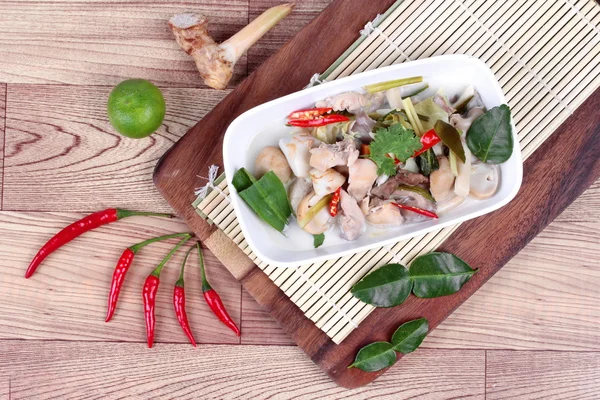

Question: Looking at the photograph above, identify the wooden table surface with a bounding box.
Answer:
[0,1,598,398]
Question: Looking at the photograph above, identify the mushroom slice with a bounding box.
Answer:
[338,190,366,241]
[288,177,312,214]
[255,146,292,183]
[449,107,485,133]
[296,192,331,235]
[366,202,404,228]
[309,138,359,171]
[470,163,499,199]
[348,159,378,202]
[309,168,346,200]
[279,133,321,178]
[429,156,455,202]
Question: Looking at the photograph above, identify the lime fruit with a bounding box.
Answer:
[107,79,166,138]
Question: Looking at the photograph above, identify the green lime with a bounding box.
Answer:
[107,79,166,138]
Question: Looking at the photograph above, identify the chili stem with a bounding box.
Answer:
[151,235,192,277]
[129,232,192,254]
[176,245,195,287]
[116,209,173,219]
[197,242,212,292]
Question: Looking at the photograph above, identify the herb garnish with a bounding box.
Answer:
[313,233,325,248]
[350,252,477,307]
[348,318,429,372]
[369,124,422,176]
[466,104,513,164]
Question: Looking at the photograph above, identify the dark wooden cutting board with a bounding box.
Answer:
[153,0,600,388]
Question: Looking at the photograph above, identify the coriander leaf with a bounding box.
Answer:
[313,233,325,248]
[369,124,422,175]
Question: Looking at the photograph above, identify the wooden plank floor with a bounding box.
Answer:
[0,0,599,398]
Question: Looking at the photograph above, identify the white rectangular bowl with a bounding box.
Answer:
[223,55,522,268]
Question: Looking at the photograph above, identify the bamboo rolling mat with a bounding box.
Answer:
[193,0,600,344]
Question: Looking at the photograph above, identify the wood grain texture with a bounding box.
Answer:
[0,84,5,208]
[248,0,333,74]
[0,212,241,344]
[3,85,228,213]
[0,342,485,399]
[0,1,248,87]
[487,351,600,399]
[240,288,295,345]
[0,376,7,400]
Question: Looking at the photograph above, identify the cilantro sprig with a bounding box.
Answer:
[369,124,422,176]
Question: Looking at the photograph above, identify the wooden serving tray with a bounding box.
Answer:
[153,0,600,388]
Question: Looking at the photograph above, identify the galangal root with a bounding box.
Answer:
[169,3,295,90]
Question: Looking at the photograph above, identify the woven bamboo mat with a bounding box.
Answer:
[194,0,600,344]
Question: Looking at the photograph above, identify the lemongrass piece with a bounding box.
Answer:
[298,194,332,228]
[169,3,294,90]
[454,145,471,197]
[364,76,423,93]
[449,150,459,177]
[401,97,424,135]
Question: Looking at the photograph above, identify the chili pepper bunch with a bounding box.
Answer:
[25,208,240,348]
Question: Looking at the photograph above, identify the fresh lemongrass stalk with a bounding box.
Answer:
[298,194,332,228]
[401,97,424,135]
[449,150,459,177]
[169,3,294,90]
[364,76,423,93]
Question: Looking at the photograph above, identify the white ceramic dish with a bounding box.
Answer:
[223,55,522,267]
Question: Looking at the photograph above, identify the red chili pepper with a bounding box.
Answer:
[143,236,192,348]
[392,202,439,219]
[360,143,371,156]
[288,107,333,120]
[25,208,173,279]
[197,242,240,336]
[329,187,342,217]
[413,129,441,157]
[288,114,350,128]
[105,232,192,323]
[173,245,197,347]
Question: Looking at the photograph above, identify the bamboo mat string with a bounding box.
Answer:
[294,266,359,328]
[564,0,600,35]
[360,14,413,62]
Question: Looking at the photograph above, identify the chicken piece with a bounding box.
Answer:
[296,192,331,235]
[429,156,455,202]
[309,168,346,200]
[450,107,485,133]
[366,202,404,228]
[309,138,359,171]
[279,133,321,178]
[348,159,378,202]
[315,91,385,113]
[371,170,428,199]
[359,197,370,216]
[288,177,312,214]
[339,189,366,241]
[254,146,292,183]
